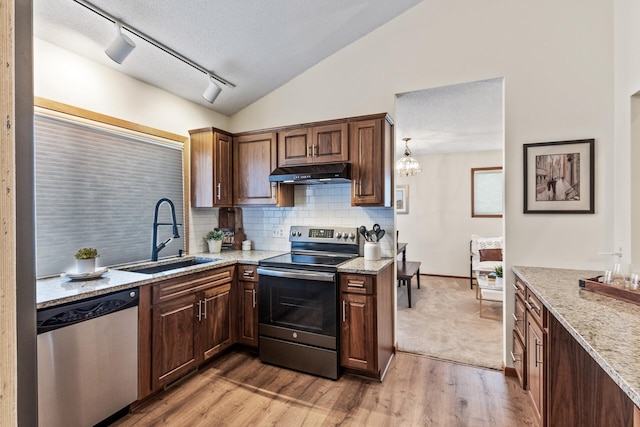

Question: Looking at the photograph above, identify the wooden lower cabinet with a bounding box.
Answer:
[548,314,634,427]
[339,264,394,379]
[237,264,259,347]
[526,312,545,423]
[141,266,235,395]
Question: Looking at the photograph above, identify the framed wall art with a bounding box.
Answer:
[523,139,594,214]
[396,185,409,214]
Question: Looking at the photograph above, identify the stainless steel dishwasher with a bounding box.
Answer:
[37,287,139,427]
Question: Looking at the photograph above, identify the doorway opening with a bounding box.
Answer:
[394,77,505,370]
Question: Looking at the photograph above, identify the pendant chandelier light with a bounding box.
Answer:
[396,138,422,177]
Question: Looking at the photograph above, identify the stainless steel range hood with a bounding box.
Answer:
[268,163,351,184]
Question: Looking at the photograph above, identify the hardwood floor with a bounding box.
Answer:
[114,349,538,426]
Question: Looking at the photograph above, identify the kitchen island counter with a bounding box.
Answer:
[513,266,640,408]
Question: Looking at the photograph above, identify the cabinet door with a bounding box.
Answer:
[190,129,214,207]
[350,119,385,206]
[277,127,312,166]
[340,293,375,372]
[512,333,526,389]
[234,132,277,205]
[527,316,545,422]
[311,123,348,163]
[238,281,258,347]
[213,131,233,206]
[200,283,233,361]
[151,294,199,390]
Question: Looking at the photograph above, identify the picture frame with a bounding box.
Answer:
[523,139,594,214]
[471,167,503,218]
[396,185,409,214]
[216,227,235,249]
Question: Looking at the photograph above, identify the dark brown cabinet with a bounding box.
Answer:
[143,266,235,393]
[349,117,393,207]
[233,132,293,206]
[237,264,259,347]
[189,128,233,207]
[339,264,394,379]
[277,123,348,166]
[526,309,544,422]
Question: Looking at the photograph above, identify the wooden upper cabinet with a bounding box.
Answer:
[234,132,293,206]
[277,123,348,166]
[189,128,233,207]
[350,118,392,207]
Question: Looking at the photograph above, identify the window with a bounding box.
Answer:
[35,109,185,277]
[472,167,503,217]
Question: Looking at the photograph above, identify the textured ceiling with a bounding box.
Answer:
[34,0,421,116]
[395,78,504,156]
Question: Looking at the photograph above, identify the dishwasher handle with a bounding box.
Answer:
[37,287,139,334]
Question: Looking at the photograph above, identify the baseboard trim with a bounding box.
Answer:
[416,273,470,280]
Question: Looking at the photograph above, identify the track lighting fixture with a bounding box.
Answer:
[202,75,223,103]
[105,22,135,64]
[73,0,235,105]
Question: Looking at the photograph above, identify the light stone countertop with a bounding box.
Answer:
[37,250,392,309]
[513,266,640,408]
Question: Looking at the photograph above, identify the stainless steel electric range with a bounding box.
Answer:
[257,225,360,380]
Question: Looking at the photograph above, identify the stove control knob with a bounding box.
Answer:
[348,233,355,240]
[296,231,302,237]
[291,230,297,237]
[336,232,342,239]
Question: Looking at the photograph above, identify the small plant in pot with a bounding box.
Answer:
[494,265,504,286]
[205,229,225,253]
[75,247,99,273]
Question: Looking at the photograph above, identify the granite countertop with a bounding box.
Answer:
[37,250,392,309]
[513,266,640,408]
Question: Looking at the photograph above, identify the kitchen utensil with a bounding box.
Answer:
[368,230,378,242]
[372,224,381,233]
[359,225,368,241]
[376,229,385,241]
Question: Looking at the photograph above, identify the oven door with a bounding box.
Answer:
[257,267,337,349]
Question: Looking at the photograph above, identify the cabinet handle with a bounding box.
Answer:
[312,145,317,158]
[510,350,521,362]
[524,300,532,311]
[197,300,202,321]
[512,283,519,291]
[512,313,519,322]
[347,279,366,288]
[359,180,362,195]
[243,270,254,278]
[271,183,277,200]
[203,298,207,320]
[534,338,542,367]
[353,180,357,196]
[216,182,221,200]
[528,298,541,314]
[252,289,256,309]
[342,300,346,322]
[307,145,312,157]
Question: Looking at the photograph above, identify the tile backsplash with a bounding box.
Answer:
[189,184,395,256]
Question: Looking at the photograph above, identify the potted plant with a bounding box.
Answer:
[494,265,504,286]
[204,229,225,253]
[75,247,99,273]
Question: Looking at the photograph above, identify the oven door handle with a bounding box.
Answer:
[257,267,335,282]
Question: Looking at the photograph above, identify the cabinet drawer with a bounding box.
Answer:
[511,333,526,389]
[152,266,235,304]
[513,278,526,301]
[513,294,526,342]
[340,274,374,294]
[238,264,258,282]
[525,288,545,327]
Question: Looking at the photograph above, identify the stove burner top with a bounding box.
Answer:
[259,252,355,272]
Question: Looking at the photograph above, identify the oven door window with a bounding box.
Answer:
[259,274,336,336]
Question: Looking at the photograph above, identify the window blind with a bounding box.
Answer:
[35,112,184,277]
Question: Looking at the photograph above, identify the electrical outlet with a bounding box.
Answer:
[272,226,284,237]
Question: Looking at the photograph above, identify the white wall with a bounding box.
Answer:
[229,0,615,368]
[34,39,230,136]
[397,150,502,277]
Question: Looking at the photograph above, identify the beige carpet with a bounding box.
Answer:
[396,275,504,370]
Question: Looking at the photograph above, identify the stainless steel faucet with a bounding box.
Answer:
[151,198,181,261]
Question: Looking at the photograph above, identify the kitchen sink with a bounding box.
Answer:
[125,257,220,274]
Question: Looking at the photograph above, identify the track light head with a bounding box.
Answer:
[202,75,222,103]
[105,23,135,64]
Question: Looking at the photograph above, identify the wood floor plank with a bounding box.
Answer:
[113,350,537,426]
